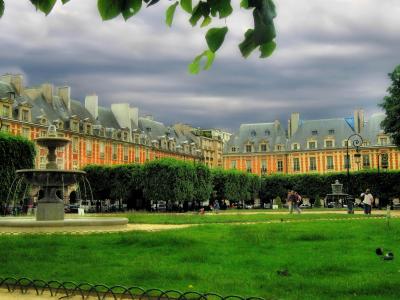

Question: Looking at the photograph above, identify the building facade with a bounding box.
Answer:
[224,110,399,175]
[0,74,202,172]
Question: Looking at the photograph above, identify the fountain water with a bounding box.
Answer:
[0,125,127,228]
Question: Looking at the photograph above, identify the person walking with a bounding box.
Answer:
[361,189,374,215]
[213,200,220,214]
[294,191,302,214]
[287,190,301,214]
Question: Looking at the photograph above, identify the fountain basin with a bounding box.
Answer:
[17,169,86,186]
[0,217,129,227]
[35,137,70,149]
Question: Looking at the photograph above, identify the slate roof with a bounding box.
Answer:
[225,122,287,153]
[289,118,355,150]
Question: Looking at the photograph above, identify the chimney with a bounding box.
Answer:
[129,107,139,127]
[289,112,300,137]
[274,120,281,129]
[353,109,364,133]
[41,83,53,105]
[0,74,24,95]
[85,94,98,119]
[57,86,71,111]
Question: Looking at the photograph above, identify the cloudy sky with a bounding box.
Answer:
[0,0,399,132]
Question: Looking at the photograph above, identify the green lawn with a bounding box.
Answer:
[100,210,383,224]
[1,217,399,299]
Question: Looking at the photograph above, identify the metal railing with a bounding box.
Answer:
[0,277,265,300]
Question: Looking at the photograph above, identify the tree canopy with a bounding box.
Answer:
[0,0,277,74]
[380,65,400,147]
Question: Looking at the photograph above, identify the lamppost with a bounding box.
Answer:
[346,133,363,195]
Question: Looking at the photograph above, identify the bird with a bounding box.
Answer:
[383,252,394,260]
[376,248,383,256]
[277,269,290,276]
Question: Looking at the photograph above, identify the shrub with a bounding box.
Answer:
[0,132,35,204]
[273,196,282,208]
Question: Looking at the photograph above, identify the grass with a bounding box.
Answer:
[0,216,399,299]
[99,210,384,224]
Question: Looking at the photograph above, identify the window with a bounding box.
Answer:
[293,158,300,172]
[57,158,64,169]
[328,129,335,135]
[85,124,92,135]
[72,137,79,153]
[312,130,318,135]
[112,144,118,160]
[246,160,252,172]
[251,130,256,137]
[260,144,267,152]
[22,127,30,138]
[277,160,283,172]
[145,149,149,161]
[2,105,10,117]
[39,156,46,170]
[72,160,78,170]
[40,130,47,137]
[362,154,370,168]
[309,157,317,171]
[327,156,334,170]
[276,144,283,151]
[21,110,29,122]
[325,140,333,148]
[99,142,105,158]
[123,146,129,161]
[292,143,299,150]
[86,140,92,156]
[265,130,270,136]
[245,144,252,153]
[231,160,237,169]
[231,147,236,152]
[344,155,350,169]
[261,160,267,174]
[308,141,316,149]
[343,140,349,147]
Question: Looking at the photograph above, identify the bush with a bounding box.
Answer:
[0,132,35,204]
[313,195,322,208]
[273,196,282,208]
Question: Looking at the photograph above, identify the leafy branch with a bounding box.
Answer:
[0,0,277,73]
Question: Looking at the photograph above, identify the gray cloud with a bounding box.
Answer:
[0,0,399,132]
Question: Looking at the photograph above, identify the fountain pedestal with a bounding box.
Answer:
[37,203,64,221]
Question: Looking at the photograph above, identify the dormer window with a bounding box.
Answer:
[245,144,252,153]
[21,109,30,122]
[231,147,236,152]
[265,130,270,136]
[1,104,11,118]
[7,91,15,100]
[251,130,256,137]
[328,129,335,135]
[40,117,48,125]
[325,140,334,148]
[292,143,300,150]
[85,123,92,135]
[260,143,268,152]
[312,130,318,135]
[379,137,388,146]
[308,141,317,149]
[275,144,284,151]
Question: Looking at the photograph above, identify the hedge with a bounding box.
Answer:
[260,171,400,204]
[0,132,36,203]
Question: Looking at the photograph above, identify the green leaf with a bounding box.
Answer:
[189,1,210,26]
[240,0,249,9]
[61,0,70,4]
[180,0,192,13]
[0,0,4,18]
[166,1,179,27]
[97,0,123,21]
[239,29,257,58]
[205,27,228,52]
[188,50,215,74]
[200,16,211,27]
[30,0,57,15]
[211,0,232,18]
[122,0,142,20]
[259,40,276,58]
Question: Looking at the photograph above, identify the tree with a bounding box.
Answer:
[380,65,400,147]
[0,0,277,74]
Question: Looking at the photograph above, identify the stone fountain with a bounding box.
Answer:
[17,125,85,221]
[0,125,128,228]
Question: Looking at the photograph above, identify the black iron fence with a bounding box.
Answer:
[0,277,265,300]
